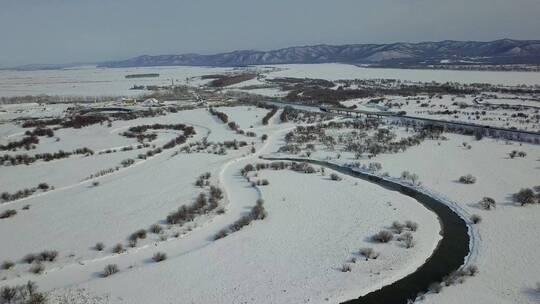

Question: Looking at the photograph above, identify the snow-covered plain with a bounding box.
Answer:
[277,121,540,304]
[1,64,539,304]
[2,63,539,98]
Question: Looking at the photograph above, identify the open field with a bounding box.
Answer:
[1,65,539,304]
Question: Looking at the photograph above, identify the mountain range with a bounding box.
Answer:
[99,39,540,68]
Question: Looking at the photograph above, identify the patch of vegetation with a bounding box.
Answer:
[0,281,46,304]
[214,199,267,240]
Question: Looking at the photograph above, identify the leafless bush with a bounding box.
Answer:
[29,263,44,275]
[458,174,476,184]
[463,265,479,276]
[340,264,352,272]
[391,221,405,233]
[112,243,124,254]
[0,281,46,304]
[470,214,482,224]
[213,229,229,240]
[330,173,342,181]
[149,224,163,234]
[478,197,496,210]
[372,230,393,243]
[0,209,17,219]
[398,232,415,248]
[214,199,267,240]
[405,220,418,231]
[102,264,119,277]
[22,254,37,264]
[94,242,105,251]
[38,250,58,262]
[1,260,14,270]
[152,252,167,262]
[359,248,379,260]
[134,229,147,239]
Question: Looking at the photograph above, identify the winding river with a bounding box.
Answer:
[262,156,471,304]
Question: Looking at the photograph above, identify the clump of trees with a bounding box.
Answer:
[165,186,223,225]
[214,199,267,240]
[1,147,93,166]
[262,107,278,125]
[1,183,52,203]
[209,107,229,123]
[0,281,46,304]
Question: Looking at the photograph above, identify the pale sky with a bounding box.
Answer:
[1,0,540,66]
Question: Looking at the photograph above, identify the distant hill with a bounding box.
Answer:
[99,39,540,68]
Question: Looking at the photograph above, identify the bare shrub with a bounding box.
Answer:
[372,230,393,243]
[340,264,352,272]
[359,248,379,260]
[22,254,37,264]
[112,243,124,254]
[102,264,119,277]
[94,242,105,251]
[135,229,147,239]
[0,209,17,219]
[149,224,163,234]
[152,252,167,262]
[405,220,418,231]
[458,174,476,184]
[464,265,479,276]
[470,214,482,224]
[398,232,415,248]
[478,197,496,210]
[330,173,342,181]
[29,263,44,274]
[213,229,229,240]
[513,188,537,206]
[428,282,443,293]
[1,260,14,270]
[391,221,405,233]
[0,281,46,304]
[250,199,267,220]
[38,250,58,262]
